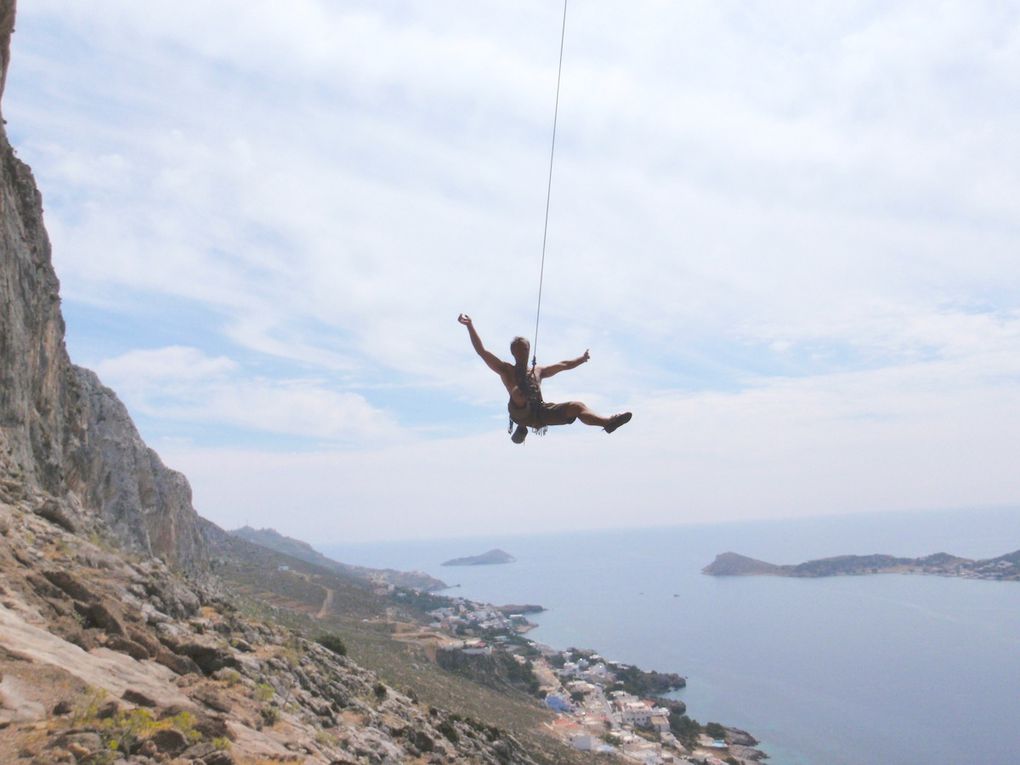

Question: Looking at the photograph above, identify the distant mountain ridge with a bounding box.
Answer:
[703,550,1020,580]
[230,525,447,591]
[442,549,516,566]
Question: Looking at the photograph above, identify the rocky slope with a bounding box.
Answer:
[0,487,541,764]
[0,0,205,570]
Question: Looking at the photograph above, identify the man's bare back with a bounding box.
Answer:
[458,313,632,443]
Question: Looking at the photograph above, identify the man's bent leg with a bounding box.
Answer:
[568,402,631,433]
[564,402,609,427]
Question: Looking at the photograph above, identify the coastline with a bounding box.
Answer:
[322,511,1020,765]
[397,587,768,764]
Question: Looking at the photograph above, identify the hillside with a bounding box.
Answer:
[703,550,1020,580]
[231,526,446,592]
[701,552,787,576]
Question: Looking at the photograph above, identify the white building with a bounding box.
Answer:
[569,733,598,751]
[618,699,671,728]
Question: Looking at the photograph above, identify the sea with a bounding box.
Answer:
[322,507,1020,765]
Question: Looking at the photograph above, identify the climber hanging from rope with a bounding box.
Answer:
[458,314,632,444]
[457,2,631,445]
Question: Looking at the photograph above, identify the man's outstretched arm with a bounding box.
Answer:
[458,314,504,374]
[540,349,590,379]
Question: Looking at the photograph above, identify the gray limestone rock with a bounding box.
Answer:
[67,368,207,568]
[0,8,208,569]
[34,497,79,532]
[149,727,189,755]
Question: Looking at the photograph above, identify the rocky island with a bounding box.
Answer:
[442,548,516,566]
[704,549,1020,580]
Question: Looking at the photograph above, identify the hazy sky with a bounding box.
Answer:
[7,1,1020,542]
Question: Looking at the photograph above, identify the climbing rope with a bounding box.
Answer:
[531,0,568,370]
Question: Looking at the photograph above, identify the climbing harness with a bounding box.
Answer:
[507,365,548,438]
[530,0,568,371]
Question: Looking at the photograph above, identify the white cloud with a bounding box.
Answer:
[7,1,1020,535]
[96,347,402,444]
[163,344,1020,542]
[97,346,237,383]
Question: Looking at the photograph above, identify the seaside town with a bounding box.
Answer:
[412,596,767,765]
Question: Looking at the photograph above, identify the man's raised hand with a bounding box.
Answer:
[458,313,472,326]
[581,349,590,363]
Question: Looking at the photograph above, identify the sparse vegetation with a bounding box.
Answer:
[436,647,541,696]
[67,692,202,761]
[315,730,338,747]
[259,704,280,727]
[71,688,108,726]
[254,682,274,702]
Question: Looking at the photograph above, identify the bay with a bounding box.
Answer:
[322,507,1020,765]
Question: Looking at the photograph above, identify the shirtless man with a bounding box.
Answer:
[458,313,632,444]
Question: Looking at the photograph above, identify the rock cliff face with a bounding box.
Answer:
[69,368,207,567]
[0,0,206,568]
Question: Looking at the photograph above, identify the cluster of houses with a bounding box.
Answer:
[559,654,615,682]
[427,599,533,637]
[541,656,737,765]
[545,682,679,763]
[419,599,749,764]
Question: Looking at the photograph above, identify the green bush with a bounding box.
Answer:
[254,683,274,703]
[669,715,702,745]
[260,705,279,727]
[437,720,460,743]
[316,633,348,656]
[705,721,727,740]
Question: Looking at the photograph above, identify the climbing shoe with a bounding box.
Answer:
[511,424,528,444]
[604,412,632,434]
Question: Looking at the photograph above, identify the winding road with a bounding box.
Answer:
[316,586,334,620]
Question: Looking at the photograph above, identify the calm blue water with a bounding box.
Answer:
[322,508,1020,765]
